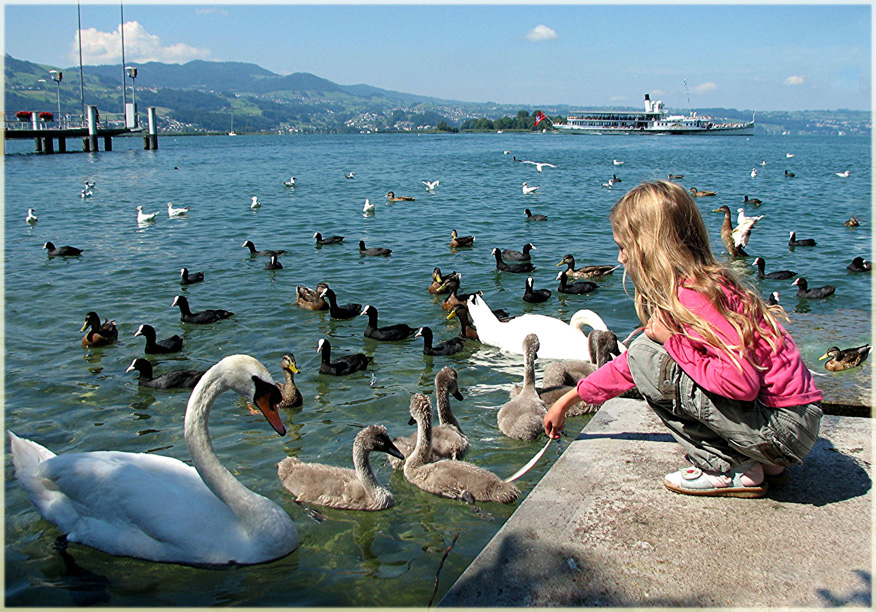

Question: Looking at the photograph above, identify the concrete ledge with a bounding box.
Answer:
[439,398,872,608]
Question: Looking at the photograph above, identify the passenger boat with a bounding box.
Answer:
[552,94,754,136]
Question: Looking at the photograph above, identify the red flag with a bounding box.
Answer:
[534,111,548,126]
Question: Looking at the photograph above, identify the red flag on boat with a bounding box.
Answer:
[534,111,548,126]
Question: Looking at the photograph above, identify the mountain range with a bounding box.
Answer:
[5,55,871,136]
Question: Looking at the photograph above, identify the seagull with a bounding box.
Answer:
[345,172,355,179]
[750,168,758,178]
[26,208,38,224]
[613,159,624,166]
[503,150,511,155]
[786,153,795,158]
[522,160,557,172]
[734,208,765,248]
[136,206,159,224]
[84,180,95,189]
[80,188,93,198]
[167,202,190,217]
[601,178,615,188]
[522,182,539,194]
[363,198,375,213]
[760,161,767,166]
[422,180,440,191]
[283,177,296,187]
[836,170,850,178]
[250,196,261,209]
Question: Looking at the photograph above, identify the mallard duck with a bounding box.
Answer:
[277,353,302,408]
[689,187,717,197]
[524,208,547,221]
[277,425,403,511]
[319,287,361,319]
[126,358,205,389]
[446,303,479,340]
[492,247,534,273]
[556,270,597,294]
[752,257,795,280]
[792,277,835,299]
[523,276,551,303]
[450,229,475,248]
[8,355,298,565]
[522,182,539,194]
[43,241,83,257]
[415,326,466,356]
[171,295,234,324]
[497,334,547,441]
[845,216,860,227]
[359,304,416,341]
[80,311,118,347]
[385,191,415,202]
[403,394,519,503]
[296,282,330,310]
[180,268,204,284]
[316,338,372,376]
[713,206,748,257]
[556,254,616,279]
[241,240,286,257]
[502,243,536,262]
[819,345,872,371]
[313,232,344,245]
[133,324,183,354]
[788,231,816,247]
[847,257,872,272]
[668,174,684,180]
[428,267,460,294]
[358,240,392,256]
[441,288,478,312]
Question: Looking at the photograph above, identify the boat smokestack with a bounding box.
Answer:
[644,94,652,113]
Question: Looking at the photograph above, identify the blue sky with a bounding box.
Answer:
[3,2,872,111]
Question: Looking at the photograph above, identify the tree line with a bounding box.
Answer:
[458,110,565,131]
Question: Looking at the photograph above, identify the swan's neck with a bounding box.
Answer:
[523,349,537,389]
[352,444,382,496]
[435,387,461,430]
[408,413,433,469]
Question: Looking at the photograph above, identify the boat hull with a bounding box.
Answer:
[554,123,755,136]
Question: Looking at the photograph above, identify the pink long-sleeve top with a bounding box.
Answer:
[577,285,823,408]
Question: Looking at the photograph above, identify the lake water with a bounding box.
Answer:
[4,131,871,606]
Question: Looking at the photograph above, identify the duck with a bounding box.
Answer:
[415,326,466,356]
[733,208,765,248]
[385,191,415,202]
[242,240,286,258]
[784,170,795,178]
[845,216,860,227]
[713,206,748,257]
[818,345,872,371]
[766,291,781,306]
[363,198,375,214]
[277,353,303,408]
[497,334,547,441]
[296,282,330,310]
[43,241,83,257]
[136,206,159,224]
[167,202,190,217]
[126,358,206,390]
[319,287,362,319]
[556,270,597,294]
[556,254,617,279]
[668,174,684,180]
[835,170,851,178]
[522,182,539,194]
[522,161,557,172]
[752,257,796,280]
[428,267,461,294]
[450,229,475,248]
[524,208,547,221]
[788,231,817,247]
[743,195,762,206]
[359,240,392,256]
[80,311,118,347]
[359,304,416,341]
[278,425,403,511]
[250,196,261,209]
[492,247,534,273]
[283,177,296,187]
[171,295,234,324]
[502,243,536,262]
[689,187,717,197]
[792,277,836,299]
[441,287,478,312]
[313,232,344,246]
[422,180,440,191]
[26,208,38,224]
[316,338,372,376]
[8,355,298,565]
[180,267,204,284]
[446,303,480,340]
[264,255,283,270]
[389,367,469,470]
[402,394,519,503]
[466,294,620,361]
[133,324,183,354]
[523,276,551,303]
[847,256,872,273]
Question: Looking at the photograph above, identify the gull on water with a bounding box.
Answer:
[835,170,850,178]
[167,202,190,217]
[250,196,261,209]
[26,208,38,224]
[422,180,440,191]
[363,198,375,213]
[345,172,355,179]
[136,206,159,224]
[750,168,758,178]
[613,159,624,165]
[283,177,296,187]
[522,182,539,194]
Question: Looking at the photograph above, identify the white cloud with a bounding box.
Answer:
[526,25,558,42]
[784,75,805,86]
[693,82,717,95]
[72,21,210,65]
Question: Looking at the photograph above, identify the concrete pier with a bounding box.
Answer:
[439,397,871,608]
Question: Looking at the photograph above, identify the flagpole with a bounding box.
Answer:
[77,0,86,118]
[120,0,127,112]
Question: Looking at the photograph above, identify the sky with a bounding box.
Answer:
[3,2,872,111]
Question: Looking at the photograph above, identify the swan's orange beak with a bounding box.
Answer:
[253,380,286,436]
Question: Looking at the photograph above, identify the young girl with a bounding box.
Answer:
[544,180,823,498]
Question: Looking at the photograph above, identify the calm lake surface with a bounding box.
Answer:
[4,132,871,606]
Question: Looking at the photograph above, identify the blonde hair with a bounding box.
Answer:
[609,180,787,370]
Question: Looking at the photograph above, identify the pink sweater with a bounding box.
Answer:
[577,286,823,408]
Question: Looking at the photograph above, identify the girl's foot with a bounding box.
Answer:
[664,460,768,498]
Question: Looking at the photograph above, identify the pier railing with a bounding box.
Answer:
[5,111,128,132]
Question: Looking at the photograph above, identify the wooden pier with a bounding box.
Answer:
[4,105,158,154]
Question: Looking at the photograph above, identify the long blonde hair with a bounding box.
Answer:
[609,180,787,370]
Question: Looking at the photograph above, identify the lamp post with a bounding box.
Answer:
[125,66,137,127]
[49,70,62,125]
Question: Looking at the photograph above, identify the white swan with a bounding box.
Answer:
[136,206,158,224]
[277,425,403,511]
[522,182,539,194]
[250,196,261,209]
[8,355,298,565]
[26,208,38,224]
[466,294,625,361]
[167,202,190,217]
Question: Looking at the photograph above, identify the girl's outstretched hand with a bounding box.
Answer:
[543,388,580,439]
